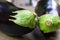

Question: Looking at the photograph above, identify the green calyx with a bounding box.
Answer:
[39,14,60,33]
[9,10,37,29]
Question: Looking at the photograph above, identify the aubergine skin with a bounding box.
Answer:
[39,14,60,33]
[35,0,48,16]
[0,21,34,37]
[0,2,24,22]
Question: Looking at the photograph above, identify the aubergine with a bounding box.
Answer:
[35,0,47,16]
[0,1,37,37]
[39,14,60,33]
[0,9,37,37]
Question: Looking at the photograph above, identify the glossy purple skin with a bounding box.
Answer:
[0,2,34,37]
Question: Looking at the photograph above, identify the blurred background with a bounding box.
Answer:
[6,0,39,11]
